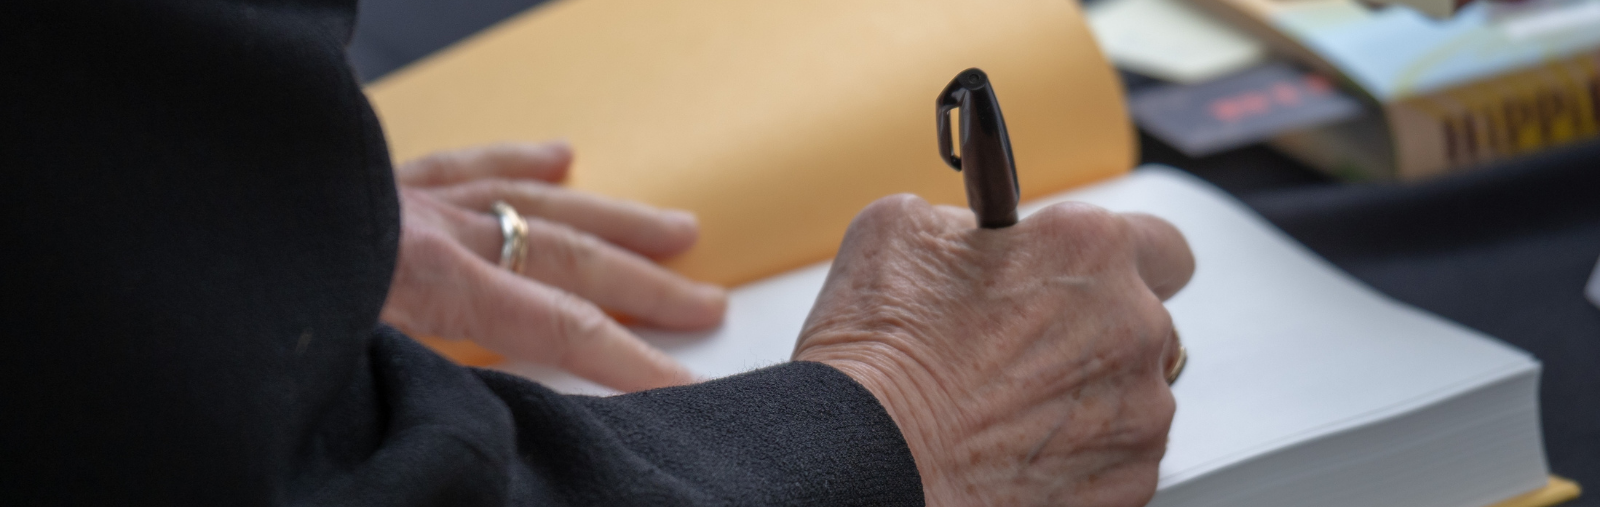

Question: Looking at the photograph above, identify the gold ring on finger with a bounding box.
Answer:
[492,200,529,274]
[1166,341,1187,386]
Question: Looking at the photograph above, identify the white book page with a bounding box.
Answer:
[496,167,1536,489]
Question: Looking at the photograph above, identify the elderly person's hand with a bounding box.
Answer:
[382,141,727,392]
[795,195,1194,506]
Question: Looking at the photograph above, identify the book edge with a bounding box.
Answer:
[1487,476,1582,507]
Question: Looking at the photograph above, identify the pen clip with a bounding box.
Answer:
[936,79,966,171]
[936,68,1021,229]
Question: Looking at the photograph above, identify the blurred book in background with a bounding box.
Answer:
[1094,0,1600,181]
[1125,62,1365,156]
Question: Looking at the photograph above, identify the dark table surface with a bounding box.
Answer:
[349,0,1599,501]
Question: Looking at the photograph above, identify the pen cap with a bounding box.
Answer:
[937,68,1020,228]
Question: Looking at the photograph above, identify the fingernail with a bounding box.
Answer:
[536,139,573,163]
[664,209,698,228]
[695,282,728,302]
[692,283,730,325]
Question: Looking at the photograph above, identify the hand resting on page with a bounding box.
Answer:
[796,194,1195,506]
[380,141,727,393]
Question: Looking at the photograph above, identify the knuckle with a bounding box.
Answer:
[1152,388,1177,426]
[400,221,461,261]
[848,194,966,245]
[858,193,928,224]
[509,181,555,215]
[1029,203,1141,276]
[1090,389,1173,456]
[1132,391,1177,443]
[483,143,527,168]
[1033,202,1129,247]
[842,194,922,246]
[1094,296,1174,377]
[549,292,611,354]
[541,222,605,274]
[1139,378,1178,425]
[1105,299,1175,370]
[1100,386,1174,452]
[1135,300,1176,354]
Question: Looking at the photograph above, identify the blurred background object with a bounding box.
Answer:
[349,0,1598,503]
[1126,62,1364,157]
[1588,259,1600,309]
[1360,0,1473,19]
[1096,0,1600,181]
[1087,0,1268,83]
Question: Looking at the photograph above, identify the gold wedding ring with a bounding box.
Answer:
[1166,343,1188,386]
[492,201,528,274]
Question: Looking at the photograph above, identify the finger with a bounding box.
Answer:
[517,219,727,330]
[847,194,978,240]
[399,187,504,261]
[383,230,695,392]
[425,179,699,259]
[395,141,573,187]
[446,206,726,330]
[557,303,702,392]
[491,275,698,392]
[1121,213,1195,301]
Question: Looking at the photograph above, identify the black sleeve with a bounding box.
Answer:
[0,1,922,505]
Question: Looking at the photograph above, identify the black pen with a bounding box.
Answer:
[937,68,1020,229]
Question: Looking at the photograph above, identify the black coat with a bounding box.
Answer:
[0,1,923,505]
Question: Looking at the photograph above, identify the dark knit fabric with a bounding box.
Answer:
[476,357,923,506]
[0,0,923,505]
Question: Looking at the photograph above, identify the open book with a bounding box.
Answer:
[364,0,1577,504]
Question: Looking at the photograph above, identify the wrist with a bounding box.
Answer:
[797,339,972,506]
